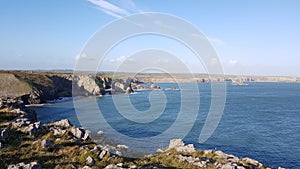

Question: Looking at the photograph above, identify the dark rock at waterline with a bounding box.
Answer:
[150,84,161,89]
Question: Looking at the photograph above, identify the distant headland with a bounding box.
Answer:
[0,70,299,104]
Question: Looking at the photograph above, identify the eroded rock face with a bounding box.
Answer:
[168,139,184,149]
[51,119,72,128]
[111,78,133,94]
[50,127,67,136]
[22,121,44,136]
[0,72,135,104]
[167,139,195,153]
[75,75,102,95]
[163,139,284,169]
[113,81,125,94]
[70,127,90,141]
[8,107,43,137]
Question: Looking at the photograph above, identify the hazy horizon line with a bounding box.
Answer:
[1,69,300,78]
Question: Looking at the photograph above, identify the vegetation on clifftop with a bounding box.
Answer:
[0,106,277,169]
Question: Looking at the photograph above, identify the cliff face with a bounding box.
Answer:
[0,72,133,104]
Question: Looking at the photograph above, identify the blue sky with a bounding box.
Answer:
[0,0,300,76]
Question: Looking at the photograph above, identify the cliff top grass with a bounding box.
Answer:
[0,106,273,169]
[0,110,221,169]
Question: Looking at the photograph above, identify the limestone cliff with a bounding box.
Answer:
[0,71,133,104]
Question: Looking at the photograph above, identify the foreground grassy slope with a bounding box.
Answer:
[0,108,275,169]
[0,109,214,169]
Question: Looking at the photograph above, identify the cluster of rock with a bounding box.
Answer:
[10,108,43,136]
[0,99,42,143]
[159,139,285,169]
[0,98,24,109]
[76,142,129,169]
[131,82,161,90]
[47,119,90,141]
[111,78,133,94]
[7,162,42,169]
[0,98,126,168]
[0,98,286,169]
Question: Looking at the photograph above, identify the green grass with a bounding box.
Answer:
[132,149,218,169]
[14,73,54,89]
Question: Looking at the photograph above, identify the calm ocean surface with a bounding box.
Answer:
[33,82,300,169]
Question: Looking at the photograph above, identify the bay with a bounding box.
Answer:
[33,82,300,169]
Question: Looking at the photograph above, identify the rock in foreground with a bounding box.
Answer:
[0,98,286,169]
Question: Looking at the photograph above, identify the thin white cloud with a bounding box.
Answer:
[107,55,127,62]
[75,53,97,62]
[100,8,124,19]
[75,53,88,60]
[229,59,238,65]
[87,0,141,18]
[208,37,224,45]
[191,33,224,46]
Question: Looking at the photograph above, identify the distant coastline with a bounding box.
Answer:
[1,70,300,83]
[0,70,299,105]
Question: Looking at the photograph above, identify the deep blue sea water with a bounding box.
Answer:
[33,82,300,169]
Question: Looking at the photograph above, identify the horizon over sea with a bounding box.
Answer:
[33,82,300,169]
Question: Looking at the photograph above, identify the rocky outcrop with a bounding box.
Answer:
[47,119,90,141]
[70,127,90,141]
[50,118,71,128]
[0,71,134,104]
[167,139,196,153]
[163,139,285,169]
[22,121,43,136]
[111,78,133,94]
[150,84,161,89]
[72,75,102,96]
[7,162,42,169]
[0,98,25,109]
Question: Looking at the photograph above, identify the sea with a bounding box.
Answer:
[33,82,300,169]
